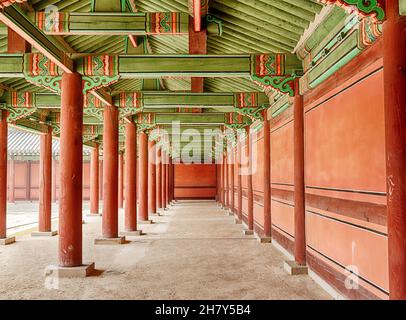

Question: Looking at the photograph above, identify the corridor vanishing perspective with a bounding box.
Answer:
[0,0,405,302]
[0,201,329,300]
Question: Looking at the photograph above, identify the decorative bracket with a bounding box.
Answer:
[233,93,269,121]
[250,54,297,96]
[224,112,252,130]
[317,0,385,22]
[4,91,37,123]
[117,92,144,118]
[136,112,156,132]
[83,125,101,143]
[206,15,223,36]
[84,93,104,121]
[24,53,62,94]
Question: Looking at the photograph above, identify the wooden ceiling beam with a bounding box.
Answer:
[4,91,269,110]
[0,4,74,73]
[0,11,222,36]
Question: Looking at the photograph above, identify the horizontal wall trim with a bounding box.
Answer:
[307,245,388,296]
[174,186,216,189]
[306,193,386,227]
[271,182,294,188]
[272,198,294,208]
[307,209,387,237]
[272,223,294,239]
[305,66,383,115]
[306,185,386,197]
[271,118,293,133]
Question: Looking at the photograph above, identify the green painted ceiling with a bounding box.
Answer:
[0,0,324,94]
[0,0,328,153]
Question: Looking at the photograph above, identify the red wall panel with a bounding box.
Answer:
[305,70,386,193]
[174,164,217,199]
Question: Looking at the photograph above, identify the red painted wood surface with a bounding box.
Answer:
[90,145,99,214]
[294,79,306,265]
[118,152,124,209]
[7,28,31,53]
[0,110,7,239]
[59,72,83,267]
[102,105,119,238]
[383,2,406,300]
[139,131,149,221]
[38,127,52,232]
[156,147,162,208]
[148,140,157,214]
[125,121,137,231]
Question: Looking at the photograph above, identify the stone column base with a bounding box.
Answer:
[234,218,242,224]
[94,236,126,245]
[138,220,153,224]
[31,231,58,237]
[284,260,308,275]
[120,230,143,237]
[44,262,95,278]
[243,229,254,236]
[257,236,272,244]
[0,236,16,245]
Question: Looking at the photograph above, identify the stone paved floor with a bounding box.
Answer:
[0,200,331,300]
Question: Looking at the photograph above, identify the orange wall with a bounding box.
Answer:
[174,164,217,199]
[270,107,295,249]
[7,160,92,201]
[265,41,387,299]
[304,59,388,299]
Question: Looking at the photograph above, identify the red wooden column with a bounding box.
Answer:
[33,126,56,236]
[383,2,406,300]
[224,152,229,209]
[148,139,157,215]
[230,142,235,215]
[220,153,224,206]
[118,152,124,209]
[165,154,169,208]
[0,109,14,245]
[222,153,227,208]
[8,158,15,203]
[89,145,100,215]
[216,163,220,203]
[162,151,167,209]
[139,131,150,223]
[122,121,141,236]
[237,138,243,224]
[168,157,174,204]
[97,105,124,244]
[245,127,254,234]
[156,146,162,209]
[293,79,306,266]
[52,158,57,203]
[262,112,272,242]
[99,159,103,201]
[58,72,86,267]
[1,28,30,245]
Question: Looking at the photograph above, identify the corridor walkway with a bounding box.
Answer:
[0,201,330,300]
